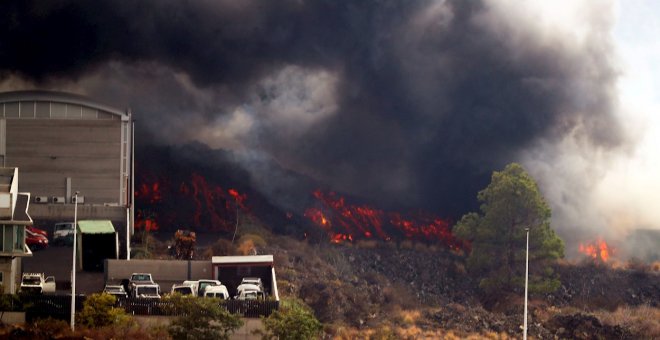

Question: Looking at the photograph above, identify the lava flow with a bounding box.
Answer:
[578,238,613,262]
[135,171,250,232]
[304,190,465,250]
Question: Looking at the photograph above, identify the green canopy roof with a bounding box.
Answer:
[77,220,115,234]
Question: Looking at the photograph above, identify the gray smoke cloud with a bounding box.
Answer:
[0,0,631,247]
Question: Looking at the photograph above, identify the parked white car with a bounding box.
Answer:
[197,279,222,296]
[103,284,128,298]
[171,283,197,296]
[131,284,161,299]
[203,285,229,299]
[235,283,262,299]
[236,288,264,301]
[20,273,56,294]
[53,222,75,246]
[240,277,264,292]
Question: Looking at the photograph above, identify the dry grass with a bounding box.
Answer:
[397,309,421,325]
[331,325,513,340]
[355,239,379,249]
[594,305,660,338]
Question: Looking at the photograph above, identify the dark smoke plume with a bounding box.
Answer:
[0,0,624,220]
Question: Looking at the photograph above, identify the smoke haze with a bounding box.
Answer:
[2,0,646,252]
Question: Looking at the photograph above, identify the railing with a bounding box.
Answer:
[118,297,279,318]
[0,294,279,320]
[13,294,84,322]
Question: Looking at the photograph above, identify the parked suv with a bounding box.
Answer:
[53,222,75,246]
[131,284,161,299]
[240,277,264,292]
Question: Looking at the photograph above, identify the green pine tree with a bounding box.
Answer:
[455,163,564,295]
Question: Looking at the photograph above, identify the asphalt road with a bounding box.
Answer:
[22,245,105,295]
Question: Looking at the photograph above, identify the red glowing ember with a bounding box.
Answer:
[304,190,465,250]
[135,210,159,232]
[579,238,613,262]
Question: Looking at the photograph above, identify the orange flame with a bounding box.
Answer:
[579,238,612,262]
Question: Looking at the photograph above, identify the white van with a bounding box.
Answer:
[203,285,229,299]
[171,284,197,296]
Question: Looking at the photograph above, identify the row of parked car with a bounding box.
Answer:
[171,277,266,300]
[23,222,76,251]
[102,273,267,301]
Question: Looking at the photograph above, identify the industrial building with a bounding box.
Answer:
[0,168,33,293]
[0,90,133,227]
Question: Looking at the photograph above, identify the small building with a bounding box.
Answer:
[0,168,33,293]
[212,255,279,300]
[77,220,118,272]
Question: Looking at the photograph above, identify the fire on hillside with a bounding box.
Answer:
[304,190,466,250]
[135,172,249,233]
[134,170,465,251]
[578,238,614,263]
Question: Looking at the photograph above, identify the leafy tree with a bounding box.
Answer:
[455,163,564,294]
[256,298,323,340]
[166,294,243,340]
[77,293,133,327]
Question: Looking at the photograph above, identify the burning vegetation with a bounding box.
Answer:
[579,238,614,263]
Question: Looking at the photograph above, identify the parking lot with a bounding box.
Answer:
[22,245,105,295]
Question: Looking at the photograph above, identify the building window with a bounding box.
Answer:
[14,225,24,251]
[3,226,11,252]
[0,225,25,253]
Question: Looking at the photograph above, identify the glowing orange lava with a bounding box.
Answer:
[136,172,249,232]
[304,190,465,250]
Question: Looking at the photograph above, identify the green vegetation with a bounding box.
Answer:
[257,298,323,340]
[166,294,243,340]
[454,163,564,294]
[77,293,132,327]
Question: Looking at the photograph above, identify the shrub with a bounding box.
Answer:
[256,298,323,340]
[166,294,243,340]
[77,293,133,328]
[237,233,268,255]
[0,294,22,312]
[205,238,236,258]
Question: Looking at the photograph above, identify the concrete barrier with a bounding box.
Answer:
[0,311,25,324]
[133,316,263,340]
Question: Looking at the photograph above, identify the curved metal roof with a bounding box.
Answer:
[0,90,127,118]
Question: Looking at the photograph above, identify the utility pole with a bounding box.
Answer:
[231,203,239,245]
[523,227,530,340]
[70,191,80,331]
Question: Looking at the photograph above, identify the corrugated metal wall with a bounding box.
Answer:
[6,119,121,204]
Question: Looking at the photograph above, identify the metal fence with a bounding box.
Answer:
[118,297,279,318]
[0,294,279,320]
[11,294,84,322]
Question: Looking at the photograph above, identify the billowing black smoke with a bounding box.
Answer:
[0,0,624,219]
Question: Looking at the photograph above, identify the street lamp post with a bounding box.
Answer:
[70,191,80,331]
[523,227,530,340]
